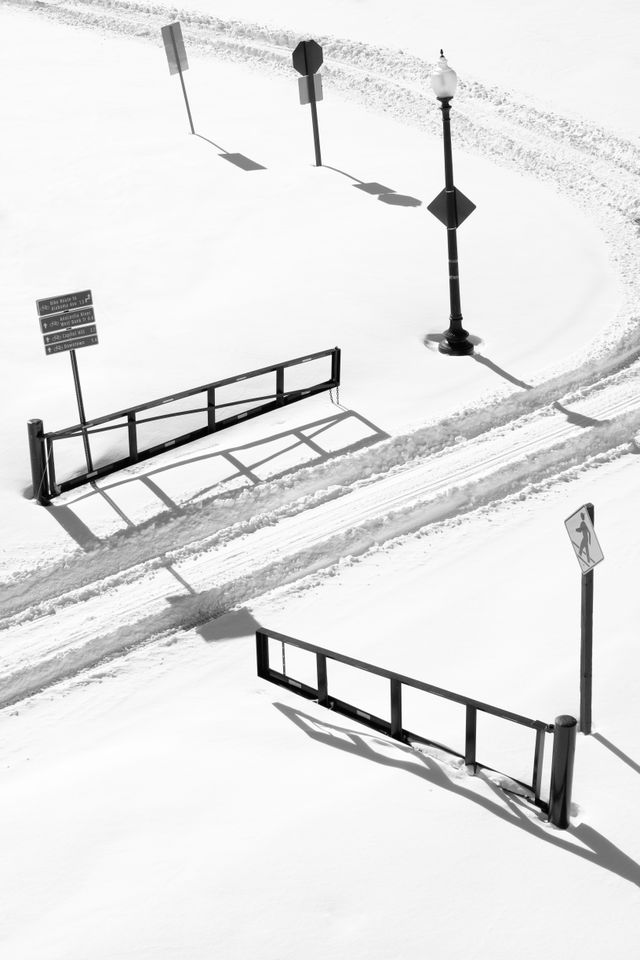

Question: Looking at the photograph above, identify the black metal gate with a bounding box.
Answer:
[28,347,341,504]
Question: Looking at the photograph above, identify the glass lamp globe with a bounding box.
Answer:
[430,50,458,98]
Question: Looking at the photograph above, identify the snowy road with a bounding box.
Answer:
[2,363,639,705]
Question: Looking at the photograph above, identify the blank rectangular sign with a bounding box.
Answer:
[161,22,189,75]
[298,74,323,105]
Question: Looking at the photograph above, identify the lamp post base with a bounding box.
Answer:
[438,331,474,356]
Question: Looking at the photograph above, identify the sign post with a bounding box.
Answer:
[36,290,99,474]
[564,502,604,735]
[292,40,324,166]
[161,22,194,135]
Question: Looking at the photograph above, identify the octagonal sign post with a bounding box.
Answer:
[292,40,324,166]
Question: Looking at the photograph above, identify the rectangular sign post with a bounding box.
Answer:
[37,290,99,474]
[161,22,194,135]
[292,40,324,167]
[564,502,604,735]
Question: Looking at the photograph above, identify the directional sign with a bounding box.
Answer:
[36,289,98,357]
[45,334,99,356]
[564,505,604,574]
[43,324,97,346]
[427,187,476,228]
[298,74,323,105]
[161,22,189,75]
[292,40,323,76]
[36,290,92,318]
[40,307,95,334]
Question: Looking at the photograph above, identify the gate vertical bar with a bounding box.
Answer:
[317,653,328,706]
[127,412,138,463]
[256,631,269,678]
[276,367,285,405]
[465,706,477,772]
[331,346,341,386]
[390,679,403,740]
[207,387,216,430]
[46,436,57,495]
[532,727,546,805]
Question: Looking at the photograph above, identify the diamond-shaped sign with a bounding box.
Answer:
[564,505,604,575]
[427,187,476,228]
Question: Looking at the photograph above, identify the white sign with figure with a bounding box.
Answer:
[564,506,604,574]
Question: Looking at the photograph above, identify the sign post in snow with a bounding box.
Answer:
[292,40,323,166]
[564,502,604,735]
[161,22,195,135]
[36,290,99,474]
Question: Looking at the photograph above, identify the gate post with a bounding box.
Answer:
[331,346,341,385]
[27,418,50,505]
[256,631,269,679]
[548,715,577,829]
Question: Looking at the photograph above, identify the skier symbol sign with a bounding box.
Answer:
[564,505,604,574]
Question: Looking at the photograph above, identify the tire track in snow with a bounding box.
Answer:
[2,384,640,707]
[3,361,638,620]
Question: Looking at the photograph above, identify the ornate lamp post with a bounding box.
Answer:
[428,51,476,356]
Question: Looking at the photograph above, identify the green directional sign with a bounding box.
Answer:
[36,290,93,318]
[36,289,99,356]
[40,307,95,334]
[45,334,99,356]
[43,324,97,347]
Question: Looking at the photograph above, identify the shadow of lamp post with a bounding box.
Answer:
[428,51,476,356]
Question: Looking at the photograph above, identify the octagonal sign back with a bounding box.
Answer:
[292,39,323,76]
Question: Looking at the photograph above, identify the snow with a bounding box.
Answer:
[1,0,640,956]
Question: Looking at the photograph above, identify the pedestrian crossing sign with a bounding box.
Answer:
[564,505,604,574]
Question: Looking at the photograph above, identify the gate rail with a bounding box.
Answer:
[28,346,341,503]
[256,628,577,828]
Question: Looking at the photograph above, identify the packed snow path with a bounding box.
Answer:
[2,366,640,706]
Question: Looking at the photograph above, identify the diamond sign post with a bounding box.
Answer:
[564,502,604,735]
[292,40,324,166]
[36,289,99,473]
[428,52,476,356]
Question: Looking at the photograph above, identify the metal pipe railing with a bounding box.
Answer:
[256,628,577,828]
[29,347,341,502]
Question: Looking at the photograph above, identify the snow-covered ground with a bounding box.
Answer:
[1,0,640,956]
[3,452,640,959]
